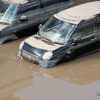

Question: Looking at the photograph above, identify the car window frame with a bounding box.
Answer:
[71,24,83,40]
[21,0,40,12]
[71,18,96,41]
[20,3,41,21]
[21,4,41,14]
[41,0,59,8]
[95,16,100,32]
[80,19,96,39]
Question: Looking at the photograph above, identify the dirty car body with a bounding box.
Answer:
[0,0,74,44]
[18,1,100,68]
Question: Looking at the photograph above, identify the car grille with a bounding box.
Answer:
[22,50,39,64]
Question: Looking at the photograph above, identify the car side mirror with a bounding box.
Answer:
[20,15,28,22]
[38,24,42,30]
[72,36,82,45]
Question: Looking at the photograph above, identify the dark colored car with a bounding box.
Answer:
[0,0,74,44]
[18,1,100,68]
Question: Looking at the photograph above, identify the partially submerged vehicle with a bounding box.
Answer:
[0,0,74,44]
[18,1,100,68]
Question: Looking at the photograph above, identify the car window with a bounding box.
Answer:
[42,1,60,17]
[41,0,59,7]
[95,20,100,31]
[72,26,83,38]
[22,5,40,14]
[22,5,40,13]
[0,0,10,20]
[21,4,41,19]
[60,0,70,4]
[0,4,18,24]
[81,23,95,38]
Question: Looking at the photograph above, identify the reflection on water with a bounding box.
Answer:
[14,75,100,100]
[0,0,100,100]
[1,38,100,100]
[0,38,33,100]
[21,52,100,85]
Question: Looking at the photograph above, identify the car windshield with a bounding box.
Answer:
[39,17,76,44]
[0,0,18,24]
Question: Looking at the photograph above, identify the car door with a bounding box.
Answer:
[16,1,42,33]
[70,19,99,57]
[41,0,61,22]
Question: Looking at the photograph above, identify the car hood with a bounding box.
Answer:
[24,36,61,51]
[0,24,9,31]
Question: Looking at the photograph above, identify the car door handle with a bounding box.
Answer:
[91,36,97,41]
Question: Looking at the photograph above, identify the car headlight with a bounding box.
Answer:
[42,51,53,61]
[19,41,24,50]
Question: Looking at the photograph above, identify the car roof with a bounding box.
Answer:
[2,0,28,4]
[54,1,100,24]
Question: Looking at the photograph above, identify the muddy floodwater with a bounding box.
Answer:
[0,0,100,100]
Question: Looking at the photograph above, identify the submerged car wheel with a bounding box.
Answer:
[39,59,61,68]
[0,34,18,44]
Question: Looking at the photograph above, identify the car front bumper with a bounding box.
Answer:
[18,50,60,68]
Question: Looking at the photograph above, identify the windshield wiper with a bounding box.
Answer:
[36,33,63,45]
[53,41,63,45]
[34,34,52,44]
[0,22,9,25]
[41,35,52,42]
[41,36,63,45]
[34,35,41,39]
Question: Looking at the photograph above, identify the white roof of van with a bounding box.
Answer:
[54,1,100,24]
[3,0,27,4]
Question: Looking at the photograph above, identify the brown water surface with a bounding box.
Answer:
[0,0,100,100]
